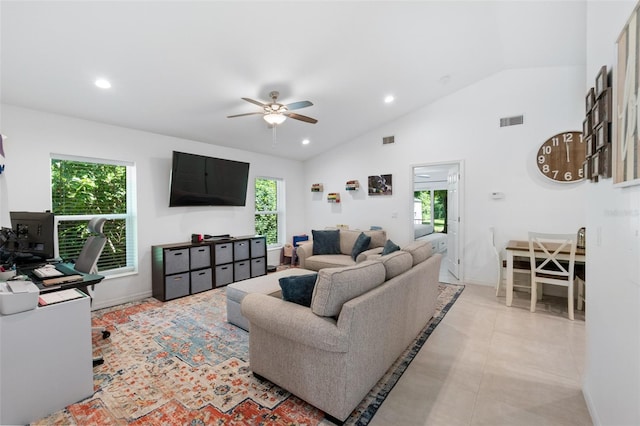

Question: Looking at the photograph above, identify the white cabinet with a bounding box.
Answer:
[0,295,93,425]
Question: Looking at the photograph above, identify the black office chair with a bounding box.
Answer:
[73,217,110,365]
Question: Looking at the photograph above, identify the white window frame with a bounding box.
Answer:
[50,154,138,276]
[255,176,285,248]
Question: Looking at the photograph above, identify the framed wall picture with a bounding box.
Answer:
[584,158,590,181]
[595,65,607,98]
[595,122,608,150]
[592,100,602,125]
[368,174,393,195]
[614,3,640,186]
[601,143,612,178]
[585,87,595,112]
[583,114,592,137]
[585,135,593,156]
[600,87,612,122]
[592,151,600,180]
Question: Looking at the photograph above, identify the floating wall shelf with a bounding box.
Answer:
[345,180,360,191]
[327,192,341,203]
[311,183,324,192]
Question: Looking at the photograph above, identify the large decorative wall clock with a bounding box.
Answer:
[536,131,586,183]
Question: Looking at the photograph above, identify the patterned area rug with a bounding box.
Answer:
[34,282,464,425]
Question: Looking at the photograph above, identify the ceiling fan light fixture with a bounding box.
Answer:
[264,113,286,125]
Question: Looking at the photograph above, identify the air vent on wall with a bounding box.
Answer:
[499,115,524,127]
[382,136,395,145]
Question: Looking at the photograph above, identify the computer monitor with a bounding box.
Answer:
[9,211,55,262]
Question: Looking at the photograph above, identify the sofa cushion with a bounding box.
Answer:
[312,229,341,255]
[304,254,356,271]
[279,273,318,307]
[402,240,433,266]
[351,232,371,260]
[366,229,387,249]
[381,239,400,255]
[311,260,386,317]
[379,251,413,280]
[339,229,387,255]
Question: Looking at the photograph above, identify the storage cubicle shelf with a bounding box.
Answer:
[311,183,324,192]
[152,235,267,301]
[327,192,341,203]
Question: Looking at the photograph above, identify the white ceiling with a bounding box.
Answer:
[0,1,586,161]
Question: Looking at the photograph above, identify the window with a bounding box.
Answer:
[414,189,448,233]
[51,155,137,275]
[255,177,284,247]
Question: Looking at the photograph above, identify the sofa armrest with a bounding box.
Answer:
[296,242,314,268]
[241,293,348,353]
[356,247,383,263]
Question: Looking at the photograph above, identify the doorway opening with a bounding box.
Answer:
[413,162,463,284]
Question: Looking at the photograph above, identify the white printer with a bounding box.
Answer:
[0,280,40,315]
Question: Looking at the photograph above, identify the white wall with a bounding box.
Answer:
[304,65,587,285]
[584,2,640,425]
[0,105,307,309]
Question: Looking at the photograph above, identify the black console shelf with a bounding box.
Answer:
[151,235,267,302]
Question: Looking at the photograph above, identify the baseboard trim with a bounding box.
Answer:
[91,290,153,311]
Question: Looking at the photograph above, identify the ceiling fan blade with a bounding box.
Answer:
[285,112,318,124]
[227,112,264,118]
[242,97,267,108]
[285,100,313,110]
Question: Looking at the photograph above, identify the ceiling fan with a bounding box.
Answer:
[227,91,318,126]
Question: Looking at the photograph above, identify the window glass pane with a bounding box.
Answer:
[52,159,127,214]
[255,213,278,245]
[255,178,277,212]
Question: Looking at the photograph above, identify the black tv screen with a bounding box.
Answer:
[169,151,250,207]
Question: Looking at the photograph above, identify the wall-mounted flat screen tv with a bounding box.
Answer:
[169,151,250,207]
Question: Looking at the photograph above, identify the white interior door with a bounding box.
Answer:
[446,165,460,279]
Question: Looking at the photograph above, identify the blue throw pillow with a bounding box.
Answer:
[351,232,372,260]
[279,273,318,307]
[312,229,341,255]
[381,239,400,255]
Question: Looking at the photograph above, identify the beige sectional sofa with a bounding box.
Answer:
[241,240,441,423]
[296,228,387,270]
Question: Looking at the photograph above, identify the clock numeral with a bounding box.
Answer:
[578,168,584,178]
[542,146,552,155]
[563,133,574,142]
[551,137,560,146]
[552,170,559,179]
[542,164,550,173]
[538,155,546,164]
[564,171,573,181]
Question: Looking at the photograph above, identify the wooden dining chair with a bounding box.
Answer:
[528,232,577,320]
[491,228,531,297]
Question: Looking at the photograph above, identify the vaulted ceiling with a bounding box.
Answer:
[0,1,586,161]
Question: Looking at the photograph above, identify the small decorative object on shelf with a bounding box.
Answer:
[345,180,360,191]
[311,183,323,192]
[327,192,340,203]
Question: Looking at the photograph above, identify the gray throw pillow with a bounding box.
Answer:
[381,239,400,255]
[351,232,371,260]
[279,273,318,307]
[312,229,341,255]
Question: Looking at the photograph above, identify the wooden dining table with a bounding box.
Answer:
[504,239,586,306]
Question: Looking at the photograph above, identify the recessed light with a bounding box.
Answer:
[95,78,111,89]
[384,95,395,104]
[302,139,310,145]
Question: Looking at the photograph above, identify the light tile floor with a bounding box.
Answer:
[367,280,591,426]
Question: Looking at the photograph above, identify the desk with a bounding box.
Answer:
[504,240,585,306]
[18,262,104,294]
